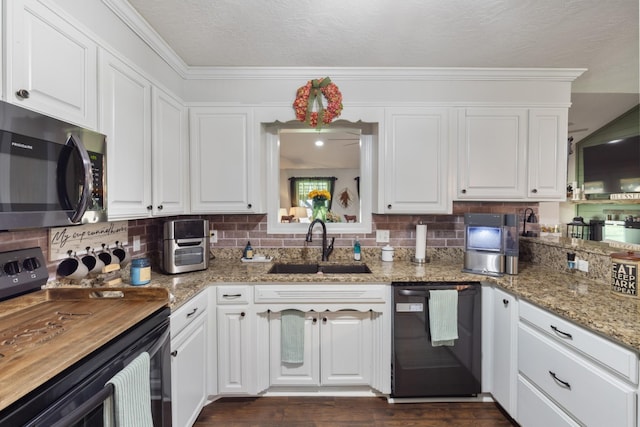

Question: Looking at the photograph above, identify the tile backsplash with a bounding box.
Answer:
[0,201,538,277]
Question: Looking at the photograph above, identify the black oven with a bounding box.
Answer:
[0,100,107,231]
[0,307,172,427]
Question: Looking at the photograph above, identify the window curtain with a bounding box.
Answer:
[289,177,337,209]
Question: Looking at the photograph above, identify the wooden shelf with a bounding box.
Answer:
[568,199,640,205]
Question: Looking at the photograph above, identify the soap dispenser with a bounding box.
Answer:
[353,239,361,261]
[243,241,254,259]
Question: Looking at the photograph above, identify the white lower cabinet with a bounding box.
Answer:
[518,301,637,427]
[216,286,254,395]
[321,311,372,385]
[269,310,372,387]
[487,286,518,418]
[171,291,208,427]
[255,284,391,394]
[269,311,319,386]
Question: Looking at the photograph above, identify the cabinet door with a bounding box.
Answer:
[320,311,372,386]
[217,306,252,394]
[8,0,97,128]
[190,107,257,213]
[527,108,568,200]
[99,49,152,219]
[269,311,320,386]
[152,87,188,216]
[383,108,451,213]
[457,108,527,199]
[171,313,207,427]
[491,288,518,417]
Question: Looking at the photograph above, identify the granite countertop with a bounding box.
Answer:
[128,257,640,354]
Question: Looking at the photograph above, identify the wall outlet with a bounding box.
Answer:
[210,229,218,243]
[376,230,390,243]
[133,235,141,251]
[577,259,589,272]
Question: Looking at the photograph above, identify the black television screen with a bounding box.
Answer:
[583,135,640,194]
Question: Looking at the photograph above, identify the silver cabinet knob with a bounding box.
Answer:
[16,89,30,99]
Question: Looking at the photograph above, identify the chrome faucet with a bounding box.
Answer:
[305,219,335,261]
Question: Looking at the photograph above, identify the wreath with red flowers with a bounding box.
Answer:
[293,77,343,129]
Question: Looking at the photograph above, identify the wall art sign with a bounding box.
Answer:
[49,221,128,261]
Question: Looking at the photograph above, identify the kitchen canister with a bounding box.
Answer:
[130,257,151,285]
[381,245,394,262]
[610,251,639,297]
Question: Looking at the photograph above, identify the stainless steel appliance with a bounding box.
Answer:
[463,213,518,276]
[0,101,107,230]
[162,219,210,274]
[0,247,171,426]
[391,282,482,398]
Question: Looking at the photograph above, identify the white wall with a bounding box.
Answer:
[182,69,578,107]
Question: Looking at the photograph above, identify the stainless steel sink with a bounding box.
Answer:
[267,263,371,274]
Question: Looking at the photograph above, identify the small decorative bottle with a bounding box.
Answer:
[353,239,361,261]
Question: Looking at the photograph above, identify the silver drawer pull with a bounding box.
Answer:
[550,325,573,339]
[549,371,571,389]
[223,293,242,298]
[186,308,198,318]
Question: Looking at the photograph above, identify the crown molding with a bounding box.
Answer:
[182,66,587,81]
[100,1,585,83]
[101,0,189,78]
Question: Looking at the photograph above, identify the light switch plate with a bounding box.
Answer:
[376,230,390,243]
[133,235,141,251]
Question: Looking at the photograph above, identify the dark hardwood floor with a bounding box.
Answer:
[194,396,517,427]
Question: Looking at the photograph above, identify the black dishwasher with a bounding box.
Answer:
[391,282,481,398]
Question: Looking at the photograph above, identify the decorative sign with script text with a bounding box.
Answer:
[48,221,128,261]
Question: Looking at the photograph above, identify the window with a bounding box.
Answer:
[289,177,337,209]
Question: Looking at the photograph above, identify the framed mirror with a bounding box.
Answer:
[266,120,376,234]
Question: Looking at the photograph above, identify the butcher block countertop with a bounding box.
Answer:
[138,257,640,354]
[0,287,169,412]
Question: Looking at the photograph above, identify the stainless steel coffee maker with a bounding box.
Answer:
[462,213,518,276]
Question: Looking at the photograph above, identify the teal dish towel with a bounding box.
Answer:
[281,309,305,363]
[104,351,153,427]
[428,289,459,347]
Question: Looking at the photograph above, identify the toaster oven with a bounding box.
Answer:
[162,219,210,274]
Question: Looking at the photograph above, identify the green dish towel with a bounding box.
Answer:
[104,352,153,427]
[281,309,305,363]
[429,289,459,347]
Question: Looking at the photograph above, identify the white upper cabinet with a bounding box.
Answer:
[151,87,188,216]
[456,107,569,201]
[100,50,187,220]
[457,108,528,200]
[382,107,451,214]
[7,0,97,128]
[99,49,152,219]
[527,108,569,200]
[190,107,259,214]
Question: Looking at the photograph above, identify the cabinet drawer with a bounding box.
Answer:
[217,285,251,304]
[519,322,636,427]
[517,375,580,427]
[519,300,637,383]
[171,290,207,337]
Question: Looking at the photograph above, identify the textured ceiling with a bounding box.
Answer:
[127,0,639,141]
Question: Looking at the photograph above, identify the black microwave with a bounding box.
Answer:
[0,101,107,230]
